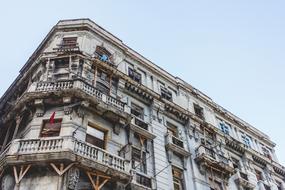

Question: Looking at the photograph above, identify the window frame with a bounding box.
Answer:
[131,103,145,120]
[219,122,230,135]
[85,123,108,149]
[241,134,251,148]
[128,67,142,83]
[193,104,204,120]
[40,118,62,138]
[160,86,173,101]
[62,37,78,48]
[172,166,184,190]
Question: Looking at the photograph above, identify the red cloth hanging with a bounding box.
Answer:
[49,112,56,124]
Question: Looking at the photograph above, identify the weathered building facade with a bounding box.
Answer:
[0,19,284,190]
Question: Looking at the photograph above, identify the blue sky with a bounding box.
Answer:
[0,0,284,164]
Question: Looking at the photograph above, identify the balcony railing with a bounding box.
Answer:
[54,43,80,52]
[28,79,126,112]
[195,145,231,166]
[165,133,190,157]
[165,133,184,149]
[234,170,256,189]
[132,117,148,131]
[195,145,234,176]
[2,137,130,173]
[196,145,217,160]
[128,117,155,140]
[126,171,153,190]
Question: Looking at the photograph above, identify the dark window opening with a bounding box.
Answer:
[62,37,77,48]
[56,37,79,51]
[128,68,142,83]
[54,58,69,71]
[0,126,9,151]
[134,118,148,130]
[95,46,112,62]
[231,157,240,170]
[95,46,111,57]
[172,136,184,148]
[131,103,144,120]
[131,145,147,174]
[136,173,151,188]
[166,122,178,137]
[96,69,110,92]
[240,172,248,181]
[161,86,172,101]
[255,170,263,181]
[132,147,141,164]
[194,104,204,120]
[40,119,62,137]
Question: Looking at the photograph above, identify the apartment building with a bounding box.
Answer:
[0,18,284,190]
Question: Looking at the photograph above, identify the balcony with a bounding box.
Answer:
[165,133,190,157]
[26,79,127,117]
[225,135,246,154]
[195,145,234,176]
[126,171,154,190]
[129,117,155,140]
[233,170,256,189]
[0,137,131,181]
[96,77,111,89]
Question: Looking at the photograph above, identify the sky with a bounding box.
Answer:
[0,0,284,165]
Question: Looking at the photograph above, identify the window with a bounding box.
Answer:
[241,134,251,148]
[54,58,69,71]
[201,127,215,146]
[160,86,172,101]
[136,173,152,188]
[62,37,77,48]
[255,170,263,181]
[128,68,142,83]
[131,103,144,120]
[86,124,107,149]
[166,122,178,137]
[40,119,62,137]
[194,104,204,120]
[231,157,240,170]
[262,147,272,160]
[132,147,141,163]
[96,69,111,94]
[219,122,230,135]
[172,166,184,190]
[95,46,111,62]
[95,46,111,57]
[131,146,147,174]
